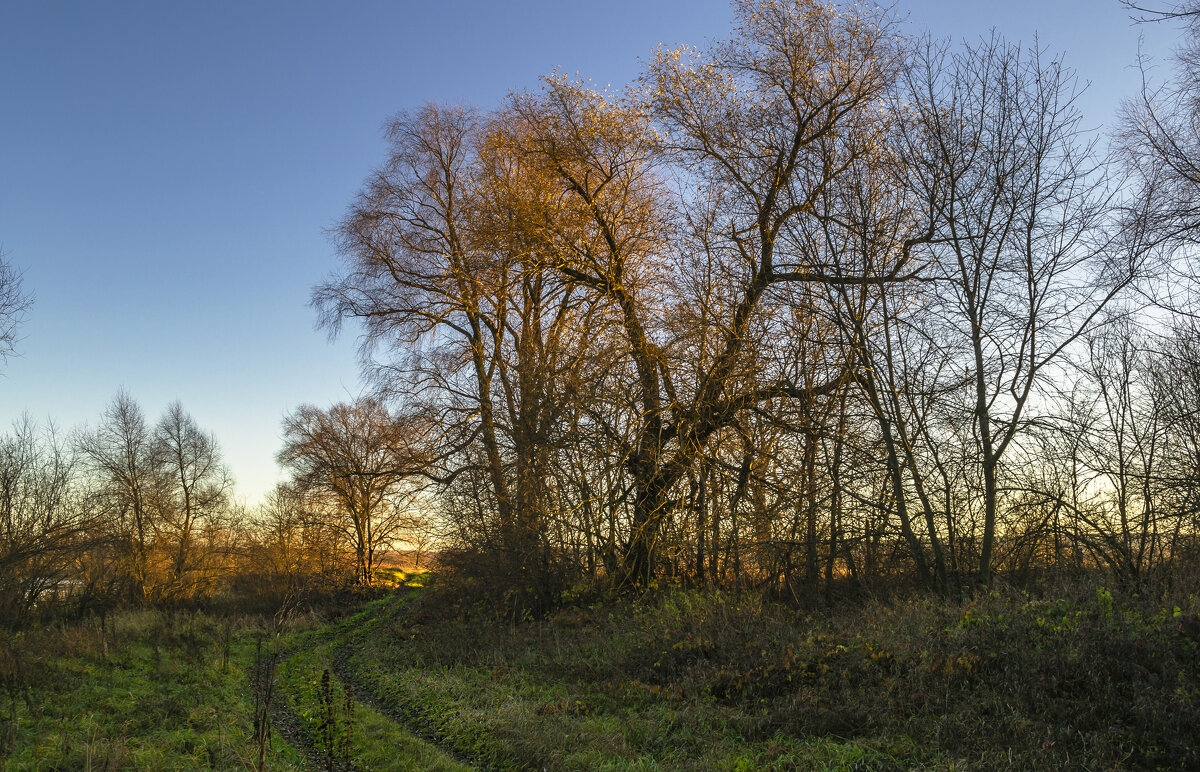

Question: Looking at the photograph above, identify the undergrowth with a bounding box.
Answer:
[0,608,308,771]
[4,577,1197,770]
[339,578,1200,770]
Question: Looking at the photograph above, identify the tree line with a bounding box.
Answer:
[8,0,1200,623]
[0,392,429,627]
[311,0,1200,610]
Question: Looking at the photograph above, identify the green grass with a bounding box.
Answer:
[271,598,470,772]
[0,609,308,771]
[328,591,936,770]
[325,580,1200,770]
[0,596,475,771]
[5,579,1197,770]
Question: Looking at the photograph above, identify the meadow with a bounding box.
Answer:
[5,573,1197,770]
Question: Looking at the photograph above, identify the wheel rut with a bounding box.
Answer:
[252,588,484,771]
[249,635,329,770]
[330,591,485,770]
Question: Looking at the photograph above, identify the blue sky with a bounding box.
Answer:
[0,1,1179,505]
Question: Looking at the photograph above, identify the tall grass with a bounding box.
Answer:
[0,607,307,771]
[333,578,1200,769]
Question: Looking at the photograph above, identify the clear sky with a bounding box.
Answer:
[0,1,1180,506]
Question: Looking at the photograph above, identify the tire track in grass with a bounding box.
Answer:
[330,590,490,771]
[250,636,327,770]
[258,590,477,772]
[330,638,485,771]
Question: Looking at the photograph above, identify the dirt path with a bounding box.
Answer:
[249,635,329,770]
[329,606,482,770]
[252,588,481,771]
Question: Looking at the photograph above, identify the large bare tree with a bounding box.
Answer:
[317,105,521,547]
[152,401,231,594]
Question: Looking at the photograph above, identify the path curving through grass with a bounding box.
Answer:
[262,590,475,772]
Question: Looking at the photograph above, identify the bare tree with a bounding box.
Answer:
[892,35,1133,584]
[152,401,231,596]
[0,252,31,367]
[1123,1,1200,23]
[78,391,160,602]
[277,396,423,586]
[317,104,519,537]
[1144,320,1200,564]
[1119,0,1200,313]
[321,102,619,605]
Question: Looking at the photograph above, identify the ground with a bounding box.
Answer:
[2,576,1198,770]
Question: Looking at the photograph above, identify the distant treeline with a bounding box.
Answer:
[0,392,433,627]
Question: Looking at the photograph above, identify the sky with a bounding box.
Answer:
[0,0,1182,506]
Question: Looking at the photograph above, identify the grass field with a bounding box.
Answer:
[0,609,307,771]
[323,579,1200,770]
[2,577,1198,770]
